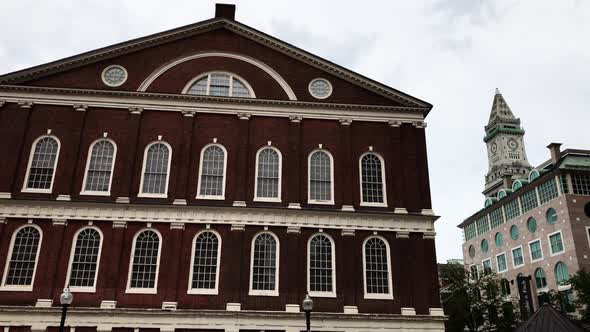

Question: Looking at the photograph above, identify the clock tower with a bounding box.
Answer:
[483,89,532,197]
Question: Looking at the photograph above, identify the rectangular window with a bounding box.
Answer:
[512,247,524,267]
[490,208,504,229]
[560,174,569,194]
[470,265,479,280]
[482,259,492,274]
[538,179,559,204]
[496,253,507,272]
[476,216,490,235]
[521,189,539,213]
[464,223,477,241]
[505,199,521,221]
[572,174,590,195]
[529,240,543,261]
[549,232,564,255]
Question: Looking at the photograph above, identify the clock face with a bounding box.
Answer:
[508,138,519,151]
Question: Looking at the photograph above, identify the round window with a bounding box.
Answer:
[495,232,504,247]
[102,65,128,87]
[546,208,558,224]
[481,239,489,253]
[308,78,332,99]
[527,217,537,233]
[469,245,476,258]
[510,225,519,240]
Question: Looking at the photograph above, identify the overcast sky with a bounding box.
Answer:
[1,0,588,262]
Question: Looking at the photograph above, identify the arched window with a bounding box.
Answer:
[127,229,161,293]
[249,232,279,295]
[197,144,227,199]
[546,208,558,224]
[363,236,393,299]
[359,153,387,206]
[254,147,282,201]
[529,169,540,182]
[510,225,519,240]
[2,225,42,289]
[555,262,570,286]
[81,139,116,195]
[66,227,103,290]
[308,234,336,296]
[139,142,171,197]
[185,72,254,98]
[500,278,511,296]
[495,232,504,247]
[535,268,547,289]
[23,136,60,192]
[512,180,523,191]
[189,230,221,294]
[527,217,537,233]
[308,150,334,204]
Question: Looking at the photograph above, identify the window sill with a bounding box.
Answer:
[531,257,544,263]
[187,288,218,295]
[196,195,225,200]
[125,288,158,294]
[249,290,279,296]
[360,202,388,208]
[80,191,111,197]
[253,197,282,203]
[308,200,335,205]
[137,193,168,199]
[69,287,96,293]
[21,188,52,194]
[308,291,336,298]
[364,293,394,300]
[558,284,572,291]
[0,285,33,292]
[550,250,565,257]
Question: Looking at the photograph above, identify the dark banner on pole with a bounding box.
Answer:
[517,275,534,319]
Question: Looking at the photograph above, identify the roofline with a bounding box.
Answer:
[0,17,433,115]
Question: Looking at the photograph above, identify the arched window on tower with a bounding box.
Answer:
[197,144,227,199]
[23,136,60,192]
[126,229,161,293]
[66,227,103,291]
[359,153,387,206]
[363,236,393,299]
[1,225,42,290]
[81,139,117,195]
[249,232,279,296]
[308,233,336,296]
[308,150,334,204]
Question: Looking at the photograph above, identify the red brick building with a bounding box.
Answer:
[0,4,444,331]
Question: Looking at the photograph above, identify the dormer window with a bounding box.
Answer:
[185,72,254,98]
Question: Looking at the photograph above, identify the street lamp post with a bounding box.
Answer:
[59,287,74,332]
[302,293,314,332]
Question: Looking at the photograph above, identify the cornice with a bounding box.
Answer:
[0,200,438,234]
[0,85,427,123]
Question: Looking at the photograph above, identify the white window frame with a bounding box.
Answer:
[253,146,282,203]
[528,238,544,263]
[469,264,480,279]
[125,228,162,294]
[307,149,335,205]
[182,71,256,98]
[482,258,493,273]
[196,143,228,200]
[359,152,388,207]
[547,230,565,256]
[307,233,337,298]
[495,252,508,273]
[21,135,61,194]
[1,224,43,291]
[362,235,393,300]
[80,138,117,196]
[511,245,525,268]
[249,231,280,296]
[138,141,172,198]
[64,226,104,293]
[188,229,222,295]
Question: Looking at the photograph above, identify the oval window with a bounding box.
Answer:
[469,245,476,258]
[495,232,504,247]
[510,225,519,240]
[546,208,558,224]
[481,239,489,253]
[527,217,537,233]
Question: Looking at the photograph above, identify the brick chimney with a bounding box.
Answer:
[215,3,236,20]
[502,174,514,190]
[547,142,562,164]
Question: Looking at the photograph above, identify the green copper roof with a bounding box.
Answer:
[559,155,590,170]
[484,126,525,142]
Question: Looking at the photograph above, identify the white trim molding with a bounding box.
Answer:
[495,252,508,273]
[528,238,544,263]
[138,141,172,198]
[196,143,228,200]
[182,71,256,98]
[80,138,118,196]
[187,229,222,295]
[547,230,565,256]
[511,245,525,269]
[21,134,61,194]
[139,51,296,100]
